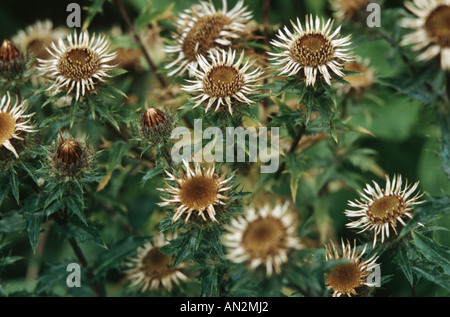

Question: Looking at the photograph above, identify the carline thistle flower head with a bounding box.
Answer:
[0,93,35,158]
[37,30,117,100]
[270,15,352,86]
[401,0,450,71]
[325,239,379,297]
[182,48,264,115]
[12,20,67,68]
[222,203,302,277]
[164,0,252,78]
[124,232,189,293]
[345,174,425,246]
[158,159,233,223]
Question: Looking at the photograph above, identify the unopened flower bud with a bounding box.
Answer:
[138,107,175,144]
[51,131,91,179]
[0,40,19,63]
[142,107,166,129]
[0,39,26,77]
[56,139,83,164]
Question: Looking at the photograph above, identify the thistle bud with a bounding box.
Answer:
[142,107,166,128]
[0,39,26,77]
[56,139,83,164]
[51,131,91,179]
[0,40,19,62]
[138,107,174,144]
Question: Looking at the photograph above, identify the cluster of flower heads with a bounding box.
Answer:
[0,0,442,297]
[157,161,305,279]
[322,174,425,297]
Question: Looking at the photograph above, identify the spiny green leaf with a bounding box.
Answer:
[0,212,26,233]
[394,244,414,286]
[60,219,107,249]
[9,169,19,204]
[412,262,450,291]
[24,211,44,252]
[67,197,86,225]
[105,141,132,173]
[412,231,450,275]
[93,235,151,277]
[141,166,164,187]
[35,261,74,295]
[400,195,450,238]
[0,255,23,268]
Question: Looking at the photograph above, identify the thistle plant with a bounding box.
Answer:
[0,0,449,301]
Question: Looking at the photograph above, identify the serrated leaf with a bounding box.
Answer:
[44,185,64,209]
[67,197,86,225]
[395,245,413,286]
[0,212,26,233]
[96,105,120,131]
[210,230,225,260]
[412,262,450,291]
[0,255,23,267]
[400,195,450,237]
[92,236,151,277]
[24,211,44,252]
[61,219,107,249]
[105,141,132,173]
[412,231,450,275]
[35,261,74,295]
[141,166,164,186]
[20,162,39,185]
[201,266,219,297]
[9,169,19,204]
[173,236,191,268]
